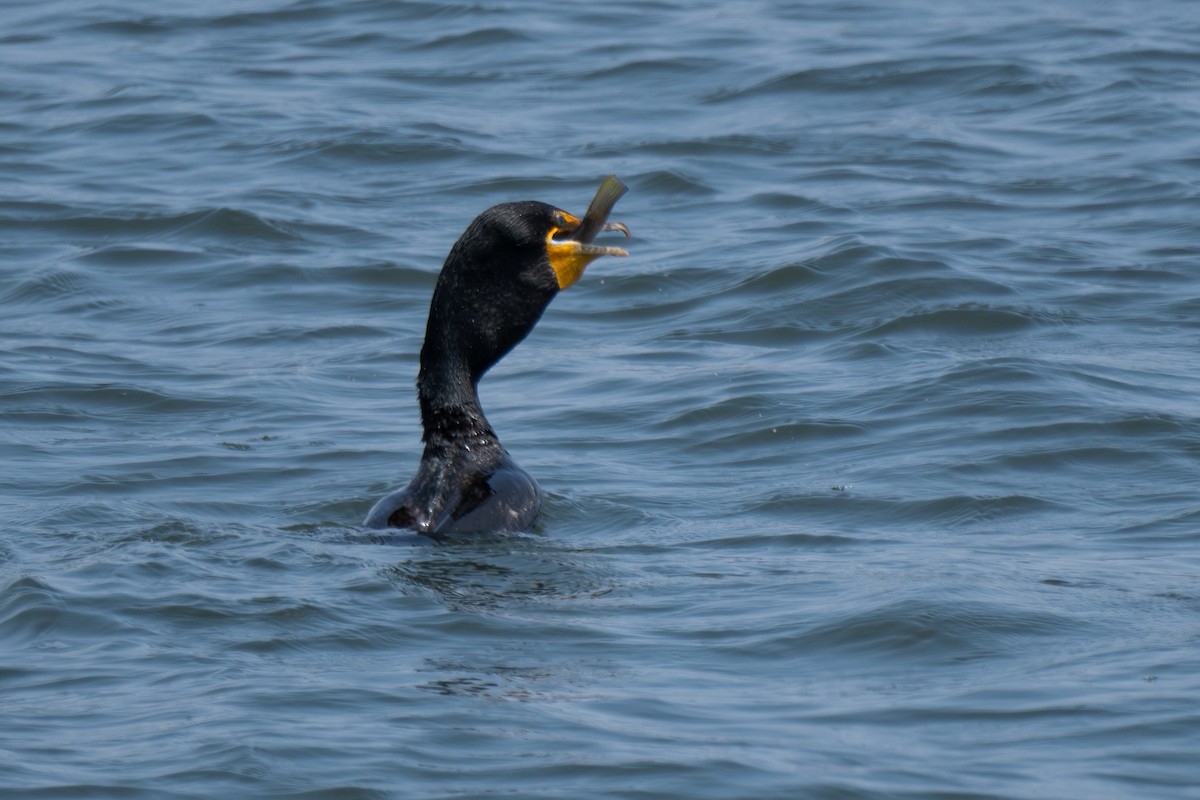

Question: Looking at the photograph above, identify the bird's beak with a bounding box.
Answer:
[546,218,629,290]
[546,177,631,290]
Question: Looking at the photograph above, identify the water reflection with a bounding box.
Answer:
[379,534,615,614]
[374,536,619,702]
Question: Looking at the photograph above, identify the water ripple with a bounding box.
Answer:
[4,0,1200,797]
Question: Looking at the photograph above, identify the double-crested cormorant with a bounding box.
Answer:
[364,178,630,536]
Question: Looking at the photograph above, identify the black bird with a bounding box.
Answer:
[364,178,630,536]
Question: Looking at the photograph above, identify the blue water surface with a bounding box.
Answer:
[3,1,1200,798]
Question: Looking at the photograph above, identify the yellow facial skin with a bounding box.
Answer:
[545,210,629,290]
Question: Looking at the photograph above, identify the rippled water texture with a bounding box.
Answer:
[3,1,1200,797]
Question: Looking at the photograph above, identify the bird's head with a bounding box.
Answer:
[420,182,630,388]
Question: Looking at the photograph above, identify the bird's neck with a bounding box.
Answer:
[416,351,500,455]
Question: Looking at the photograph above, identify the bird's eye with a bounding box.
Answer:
[553,212,567,228]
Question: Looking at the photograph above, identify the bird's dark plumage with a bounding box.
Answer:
[364,181,628,536]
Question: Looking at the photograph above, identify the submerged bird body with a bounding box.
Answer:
[365,185,628,536]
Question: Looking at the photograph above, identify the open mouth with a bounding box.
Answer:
[546,176,631,289]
